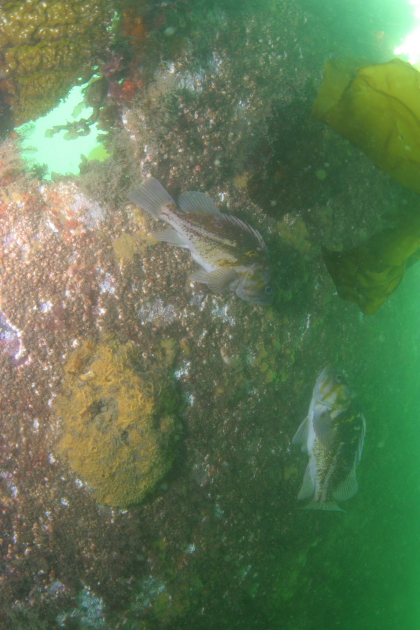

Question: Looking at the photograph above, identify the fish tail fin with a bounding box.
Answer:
[129,177,175,219]
[302,500,345,513]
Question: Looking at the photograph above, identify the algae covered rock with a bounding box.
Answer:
[0,0,113,125]
[56,339,180,507]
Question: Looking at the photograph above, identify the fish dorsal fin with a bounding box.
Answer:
[189,268,237,292]
[332,468,358,501]
[178,191,221,215]
[292,416,309,451]
[129,177,175,218]
[297,463,315,500]
[223,215,268,253]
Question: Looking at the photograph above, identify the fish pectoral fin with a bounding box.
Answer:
[297,463,315,500]
[129,177,175,218]
[292,416,310,448]
[190,268,237,292]
[178,191,221,215]
[154,228,188,248]
[332,468,358,501]
[313,409,334,445]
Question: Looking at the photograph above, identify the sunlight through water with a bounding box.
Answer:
[17,83,108,180]
[394,0,420,64]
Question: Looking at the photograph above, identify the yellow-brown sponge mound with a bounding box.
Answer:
[56,339,179,507]
[0,0,113,126]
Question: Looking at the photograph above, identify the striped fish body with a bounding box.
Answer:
[292,366,366,511]
[129,178,273,304]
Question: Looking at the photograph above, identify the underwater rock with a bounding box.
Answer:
[0,87,14,140]
[247,98,343,216]
[323,213,420,314]
[277,216,311,256]
[56,339,180,507]
[0,135,25,185]
[313,57,420,194]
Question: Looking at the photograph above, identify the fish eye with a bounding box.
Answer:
[265,286,273,295]
[335,374,343,383]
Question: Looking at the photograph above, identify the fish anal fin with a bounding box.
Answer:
[332,468,358,502]
[190,268,237,293]
[297,463,315,500]
[189,269,210,284]
[178,191,221,215]
[154,228,188,248]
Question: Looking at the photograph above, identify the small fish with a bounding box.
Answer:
[129,177,273,304]
[292,365,366,512]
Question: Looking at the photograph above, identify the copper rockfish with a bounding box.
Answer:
[292,366,366,511]
[129,177,273,304]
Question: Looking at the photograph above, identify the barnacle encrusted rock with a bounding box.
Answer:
[56,339,179,507]
[0,0,113,125]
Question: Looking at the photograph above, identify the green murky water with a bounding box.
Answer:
[2,0,420,629]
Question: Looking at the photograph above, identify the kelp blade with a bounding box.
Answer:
[323,214,420,314]
[313,58,420,194]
